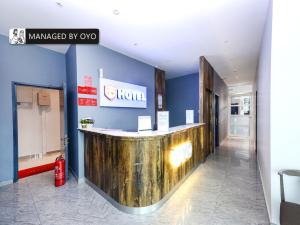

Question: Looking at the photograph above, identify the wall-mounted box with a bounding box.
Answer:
[16,86,33,103]
[37,91,50,106]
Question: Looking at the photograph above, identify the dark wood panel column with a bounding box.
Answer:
[200,56,214,157]
[155,68,166,127]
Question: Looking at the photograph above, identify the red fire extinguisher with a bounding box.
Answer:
[54,155,65,187]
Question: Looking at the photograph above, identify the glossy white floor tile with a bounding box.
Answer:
[0,138,270,225]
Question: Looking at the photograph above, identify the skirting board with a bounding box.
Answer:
[257,157,272,223]
[0,179,13,187]
[69,168,85,184]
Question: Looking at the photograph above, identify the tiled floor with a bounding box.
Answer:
[0,138,270,225]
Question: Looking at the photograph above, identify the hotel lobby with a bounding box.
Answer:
[0,0,300,225]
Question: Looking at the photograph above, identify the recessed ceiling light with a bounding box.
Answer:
[113,9,120,15]
[56,1,63,7]
[133,43,138,46]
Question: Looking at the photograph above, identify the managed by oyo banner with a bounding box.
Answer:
[9,28,99,44]
[99,78,147,108]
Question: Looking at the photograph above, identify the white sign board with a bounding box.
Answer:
[99,78,147,108]
[186,110,194,124]
[138,116,152,132]
[157,111,169,132]
[158,94,163,109]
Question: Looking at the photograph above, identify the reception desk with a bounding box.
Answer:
[80,123,205,214]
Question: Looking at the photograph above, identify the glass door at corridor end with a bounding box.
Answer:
[229,95,251,138]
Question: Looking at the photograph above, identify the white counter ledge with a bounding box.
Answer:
[78,123,205,138]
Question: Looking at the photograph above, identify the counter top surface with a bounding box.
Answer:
[79,123,204,137]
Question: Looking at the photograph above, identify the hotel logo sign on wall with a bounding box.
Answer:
[104,86,117,100]
[9,28,99,44]
[100,78,147,108]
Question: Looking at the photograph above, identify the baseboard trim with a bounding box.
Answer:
[257,157,272,223]
[69,168,85,184]
[0,179,13,187]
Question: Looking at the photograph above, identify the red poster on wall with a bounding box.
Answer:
[78,97,97,106]
[78,86,97,95]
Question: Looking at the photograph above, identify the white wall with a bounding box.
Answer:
[213,71,229,143]
[257,1,300,224]
[270,0,300,224]
[256,0,272,220]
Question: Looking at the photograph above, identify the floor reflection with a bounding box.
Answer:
[0,138,269,225]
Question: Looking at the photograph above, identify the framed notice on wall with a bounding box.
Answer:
[99,78,147,108]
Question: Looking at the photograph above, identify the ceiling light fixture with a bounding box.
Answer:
[113,9,120,15]
[133,43,138,46]
[56,1,63,7]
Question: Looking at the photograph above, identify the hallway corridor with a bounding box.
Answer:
[0,139,269,225]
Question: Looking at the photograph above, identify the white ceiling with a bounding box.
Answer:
[0,0,269,84]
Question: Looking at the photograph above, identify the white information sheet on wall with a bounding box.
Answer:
[138,116,152,132]
[158,94,163,109]
[186,110,194,124]
[157,111,169,132]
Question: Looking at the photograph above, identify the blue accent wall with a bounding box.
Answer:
[68,45,155,179]
[65,45,78,177]
[76,45,155,131]
[166,73,199,127]
[0,34,66,183]
[0,38,155,181]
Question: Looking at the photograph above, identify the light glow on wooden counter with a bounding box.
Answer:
[170,142,193,168]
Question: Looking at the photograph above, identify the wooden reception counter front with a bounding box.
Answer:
[80,123,206,214]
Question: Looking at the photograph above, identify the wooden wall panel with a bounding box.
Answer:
[200,56,214,156]
[84,124,205,208]
[155,68,166,127]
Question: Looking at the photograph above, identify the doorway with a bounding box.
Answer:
[229,94,252,138]
[12,83,68,180]
[255,91,258,153]
[204,89,214,155]
[215,95,220,147]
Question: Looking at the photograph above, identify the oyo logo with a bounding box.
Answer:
[104,85,146,102]
[104,85,117,100]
